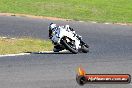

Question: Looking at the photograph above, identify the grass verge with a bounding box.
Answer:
[0,0,132,23]
[0,37,53,55]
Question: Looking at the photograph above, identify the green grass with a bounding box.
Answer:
[0,37,53,55]
[0,0,132,22]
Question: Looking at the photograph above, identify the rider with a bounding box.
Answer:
[48,23,57,39]
[48,23,82,52]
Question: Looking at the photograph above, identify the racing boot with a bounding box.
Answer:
[53,45,64,52]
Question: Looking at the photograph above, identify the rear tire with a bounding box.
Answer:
[61,37,78,54]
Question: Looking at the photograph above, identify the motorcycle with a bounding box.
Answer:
[50,26,89,54]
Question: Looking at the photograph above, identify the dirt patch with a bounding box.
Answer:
[0,13,72,21]
[114,23,132,26]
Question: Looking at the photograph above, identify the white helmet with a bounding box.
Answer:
[49,23,56,30]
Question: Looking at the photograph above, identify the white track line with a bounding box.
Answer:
[104,23,111,24]
[36,50,69,53]
[1,37,7,39]
[79,21,84,22]
[0,53,30,57]
[0,50,69,57]
[91,21,97,23]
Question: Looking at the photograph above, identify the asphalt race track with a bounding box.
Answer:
[0,16,132,88]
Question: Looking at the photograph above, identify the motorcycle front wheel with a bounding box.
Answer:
[81,43,89,53]
[61,37,78,54]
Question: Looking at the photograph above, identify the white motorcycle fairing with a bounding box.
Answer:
[51,26,81,49]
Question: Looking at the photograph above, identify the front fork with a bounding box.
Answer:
[75,39,81,49]
[80,40,89,48]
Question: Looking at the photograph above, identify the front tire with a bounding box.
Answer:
[61,37,78,54]
[81,43,89,53]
